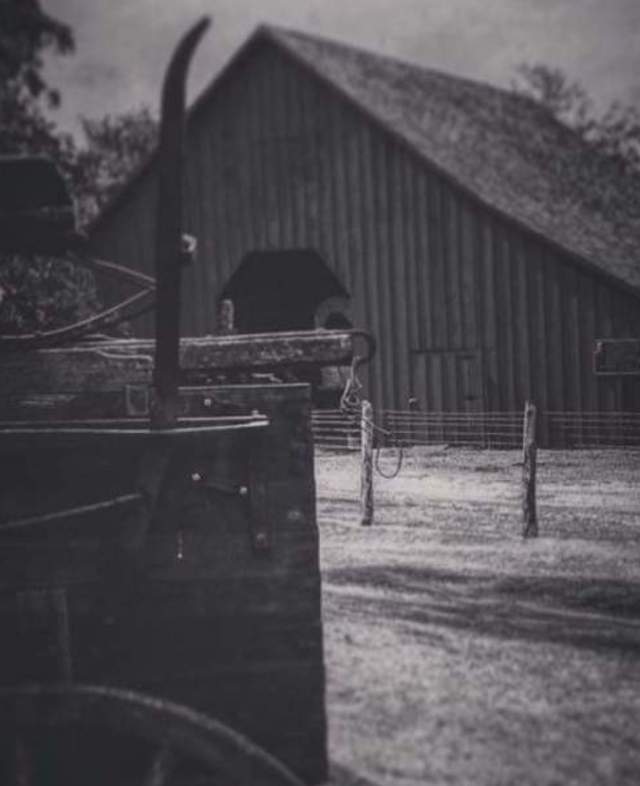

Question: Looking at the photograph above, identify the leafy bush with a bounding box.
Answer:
[0,254,99,335]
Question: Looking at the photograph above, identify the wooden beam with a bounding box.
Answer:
[0,331,360,397]
[360,400,374,527]
[521,401,538,538]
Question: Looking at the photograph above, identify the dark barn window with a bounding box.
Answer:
[220,249,348,334]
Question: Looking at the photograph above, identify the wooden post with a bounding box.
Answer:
[217,298,235,335]
[408,396,418,446]
[522,400,538,538]
[360,400,374,526]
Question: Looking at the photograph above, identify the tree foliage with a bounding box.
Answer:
[0,0,94,334]
[74,107,158,227]
[0,0,75,163]
[0,256,99,335]
[0,2,158,334]
[512,62,640,174]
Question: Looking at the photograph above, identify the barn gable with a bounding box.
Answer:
[263,27,640,295]
[90,26,640,424]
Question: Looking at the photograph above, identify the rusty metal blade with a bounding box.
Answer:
[152,17,210,428]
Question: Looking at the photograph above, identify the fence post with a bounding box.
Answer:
[522,400,538,538]
[217,298,235,335]
[360,399,374,527]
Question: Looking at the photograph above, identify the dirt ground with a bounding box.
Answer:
[314,448,640,786]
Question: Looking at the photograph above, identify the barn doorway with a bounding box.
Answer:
[220,249,348,334]
[220,250,351,405]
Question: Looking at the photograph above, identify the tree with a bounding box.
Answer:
[74,107,158,227]
[0,0,75,164]
[512,62,640,174]
[0,0,98,335]
[0,256,99,335]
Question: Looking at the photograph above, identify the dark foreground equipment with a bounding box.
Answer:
[0,16,374,786]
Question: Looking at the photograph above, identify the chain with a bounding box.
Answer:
[339,357,404,479]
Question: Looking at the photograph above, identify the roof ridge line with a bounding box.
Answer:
[262,23,524,105]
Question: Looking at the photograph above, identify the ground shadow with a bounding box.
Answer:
[324,565,640,655]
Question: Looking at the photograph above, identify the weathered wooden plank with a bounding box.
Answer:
[521,401,538,538]
[0,380,325,784]
[594,281,618,411]
[331,99,352,294]
[373,136,394,409]
[414,169,431,352]
[578,272,597,410]
[563,265,582,411]
[360,400,374,527]
[401,155,419,354]
[481,221,499,410]
[383,144,401,408]
[544,251,565,412]
[446,188,463,351]
[513,233,531,405]
[530,244,549,443]
[459,198,478,353]
[498,229,516,411]
[0,331,362,397]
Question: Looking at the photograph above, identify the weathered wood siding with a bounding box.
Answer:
[0,384,327,784]
[91,41,640,421]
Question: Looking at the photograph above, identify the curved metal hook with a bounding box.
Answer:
[348,329,377,371]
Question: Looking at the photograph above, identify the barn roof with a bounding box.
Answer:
[92,25,640,293]
[263,26,640,293]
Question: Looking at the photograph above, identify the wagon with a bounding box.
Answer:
[0,18,374,785]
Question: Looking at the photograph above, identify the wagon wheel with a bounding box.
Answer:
[0,684,305,786]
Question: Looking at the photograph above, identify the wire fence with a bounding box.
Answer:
[546,412,640,448]
[311,409,640,451]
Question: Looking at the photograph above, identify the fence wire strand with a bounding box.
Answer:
[311,409,640,451]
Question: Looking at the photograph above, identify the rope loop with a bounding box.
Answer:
[339,356,404,478]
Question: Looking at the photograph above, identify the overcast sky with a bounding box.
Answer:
[43,0,640,139]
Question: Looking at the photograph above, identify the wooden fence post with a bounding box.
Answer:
[522,400,538,538]
[360,399,374,527]
[217,298,235,335]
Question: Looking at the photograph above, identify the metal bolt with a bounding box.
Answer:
[238,485,248,497]
[286,508,305,524]
[254,532,269,550]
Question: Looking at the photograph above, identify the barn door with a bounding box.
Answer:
[457,352,484,412]
[409,350,484,445]
[411,350,484,412]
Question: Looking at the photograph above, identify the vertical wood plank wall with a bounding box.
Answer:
[91,42,640,422]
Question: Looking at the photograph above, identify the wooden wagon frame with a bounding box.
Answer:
[0,18,375,785]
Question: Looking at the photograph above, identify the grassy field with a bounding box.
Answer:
[315,448,640,786]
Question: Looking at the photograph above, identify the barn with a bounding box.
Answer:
[89,25,640,443]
